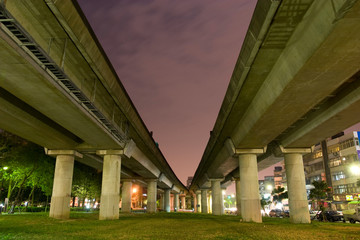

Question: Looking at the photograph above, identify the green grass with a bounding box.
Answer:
[0,212,359,240]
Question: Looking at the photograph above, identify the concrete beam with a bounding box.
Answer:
[171,185,180,194]
[0,89,81,149]
[132,146,161,178]
[280,78,360,148]
[46,149,83,158]
[0,6,123,149]
[158,173,173,189]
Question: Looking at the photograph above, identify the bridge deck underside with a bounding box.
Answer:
[192,0,360,189]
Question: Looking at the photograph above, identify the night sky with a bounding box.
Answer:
[77,0,258,185]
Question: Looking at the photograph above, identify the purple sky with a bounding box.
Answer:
[78,0,257,185]
[76,1,360,188]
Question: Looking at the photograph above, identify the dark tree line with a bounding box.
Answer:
[0,131,102,212]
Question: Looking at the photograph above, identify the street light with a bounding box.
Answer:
[2,166,8,170]
[350,165,360,175]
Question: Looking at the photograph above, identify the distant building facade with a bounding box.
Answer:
[186,176,193,189]
[303,131,360,208]
[273,166,283,188]
[259,176,274,200]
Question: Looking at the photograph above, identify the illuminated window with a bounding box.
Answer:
[332,171,345,181]
[328,145,340,153]
[329,158,342,167]
[339,139,355,150]
[314,151,323,159]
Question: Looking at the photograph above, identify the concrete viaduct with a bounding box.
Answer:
[0,0,186,220]
[190,0,360,223]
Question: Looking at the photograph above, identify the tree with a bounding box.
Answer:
[26,155,54,208]
[271,186,288,208]
[1,130,102,213]
[71,163,101,208]
[0,131,54,212]
[309,180,331,221]
[0,133,33,211]
[4,143,48,212]
[224,195,233,209]
[260,198,271,215]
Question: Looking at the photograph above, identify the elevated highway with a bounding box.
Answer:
[190,0,360,223]
[0,0,186,219]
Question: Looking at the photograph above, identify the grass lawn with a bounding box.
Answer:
[0,212,359,240]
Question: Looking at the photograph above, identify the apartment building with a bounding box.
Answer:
[303,131,360,208]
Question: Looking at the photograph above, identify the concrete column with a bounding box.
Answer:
[121,180,132,213]
[285,153,311,223]
[164,189,171,212]
[221,189,225,214]
[159,193,164,210]
[193,194,197,212]
[170,194,174,211]
[211,179,222,215]
[208,194,212,213]
[196,191,201,213]
[173,193,179,211]
[49,151,78,219]
[97,151,122,220]
[186,197,192,209]
[147,179,157,213]
[235,178,241,216]
[201,189,208,213]
[239,154,261,223]
[180,195,186,209]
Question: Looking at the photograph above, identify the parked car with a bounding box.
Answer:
[316,210,343,222]
[283,210,290,218]
[343,208,360,223]
[269,209,284,217]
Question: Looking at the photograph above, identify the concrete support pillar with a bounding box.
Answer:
[159,193,164,210]
[170,194,174,211]
[186,197,192,209]
[201,189,208,213]
[221,189,225,214]
[97,150,122,220]
[196,191,201,213]
[239,153,261,223]
[164,189,171,212]
[211,179,222,215]
[193,194,197,212]
[174,193,179,211]
[208,194,212,213]
[48,150,80,219]
[180,196,186,209]
[121,180,132,213]
[147,180,157,213]
[284,152,311,223]
[235,178,241,216]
